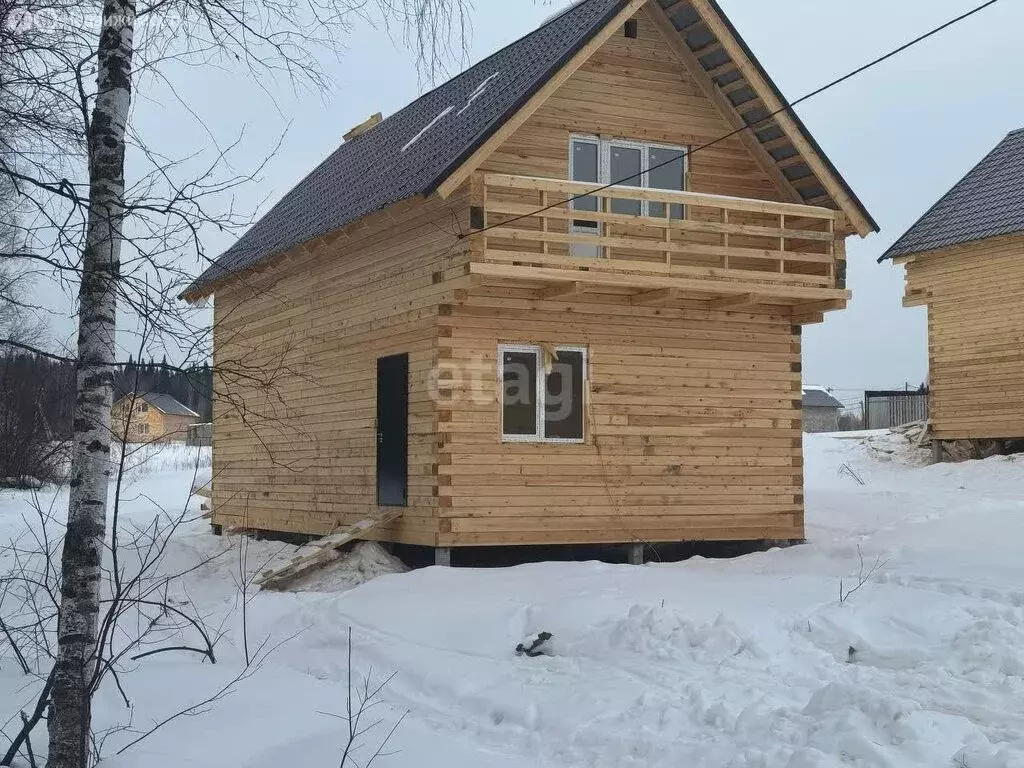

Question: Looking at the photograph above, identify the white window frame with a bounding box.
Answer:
[498,343,588,444]
[568,133,689,221]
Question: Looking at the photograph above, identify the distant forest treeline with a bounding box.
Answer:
[1,354,213,441]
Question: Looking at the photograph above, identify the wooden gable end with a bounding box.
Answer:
[480,5,785,202]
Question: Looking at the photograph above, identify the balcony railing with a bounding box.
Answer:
[467,173,849,307]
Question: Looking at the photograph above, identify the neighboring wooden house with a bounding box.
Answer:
[801,387,843,433]
[112,392,201,444]
[183,0,876,560]
[880,128,1024,456]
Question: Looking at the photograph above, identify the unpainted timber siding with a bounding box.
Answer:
[208,6,837,545]
[480,8,784,202]
[438,9,805,545]
[439,296,803,545]
[902,233,1024,441]
[210,190,471,543]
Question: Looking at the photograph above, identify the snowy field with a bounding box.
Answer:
[2,434,1023,767]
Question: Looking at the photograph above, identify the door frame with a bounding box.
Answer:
[375,353,409,507]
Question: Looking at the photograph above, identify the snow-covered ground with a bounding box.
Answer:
[2,434,1023,767]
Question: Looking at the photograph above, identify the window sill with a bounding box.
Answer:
[501,435,586,445]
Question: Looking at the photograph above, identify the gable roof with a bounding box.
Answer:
[184,0,875,299]
[880,128,1024,262]
[802,386,843,410]
[117,392,200,418]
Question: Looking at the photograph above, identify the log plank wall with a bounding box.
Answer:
[209,7,840,545]
[210,190,471,543]
[439,8,804,545]
[900,233,1024,442]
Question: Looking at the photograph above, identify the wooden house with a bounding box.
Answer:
[183,0,876,561]
[111,392,201,444]
[880,128,1024,458]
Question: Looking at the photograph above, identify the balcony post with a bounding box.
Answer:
[779,213,786,273]
[540,190,549,255]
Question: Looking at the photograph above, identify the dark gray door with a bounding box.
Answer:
[376,353,409,506]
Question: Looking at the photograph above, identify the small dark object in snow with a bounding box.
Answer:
[847,645,858,663]
[516,632,553,657]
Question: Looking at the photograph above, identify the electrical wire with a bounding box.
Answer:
[458,0,1002,239]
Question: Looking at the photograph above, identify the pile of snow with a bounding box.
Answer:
[2,433,1023,768]
[292,541,408,592]
[834,427,933,466]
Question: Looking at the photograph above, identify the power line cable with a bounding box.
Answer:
[458,0,1002,239]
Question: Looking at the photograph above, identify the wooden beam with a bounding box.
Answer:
[631,287,680,305]
[708,293,762,310]
[688,0,873,237]
[790,299,844,315]
[704,59,736,79]
[792,298,846,324]
[486,173,839,218]
[644,2,804,205]
[435,0,648,199]
[538,281,586,300]
[735,98,765,115]
[719,78,750,96]
[692,40,724,58]
[663,0,689,17]
[470,261,851,303]
[760,136,792,153]
[790,174,823,190]
[775,154,807,171]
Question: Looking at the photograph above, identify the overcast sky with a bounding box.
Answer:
[33,0,1024,407]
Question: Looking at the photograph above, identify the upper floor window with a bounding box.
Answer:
[569,135,688,224]
[139,403,148,412]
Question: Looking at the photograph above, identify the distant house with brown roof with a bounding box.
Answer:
[880,128,1024,452]
[112,392,200,444]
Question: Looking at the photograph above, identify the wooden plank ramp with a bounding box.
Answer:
[255,510,403,590]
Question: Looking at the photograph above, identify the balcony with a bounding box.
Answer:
[466,173,850,318]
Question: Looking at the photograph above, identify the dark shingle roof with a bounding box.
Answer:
[880,128,1024,261]
[802,387,843,410]
[140,393,200,418]
[185,0,629,295]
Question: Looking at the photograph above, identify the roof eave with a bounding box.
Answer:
[698,0,878,237]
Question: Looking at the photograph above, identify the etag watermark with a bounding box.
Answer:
[426,352,578,423]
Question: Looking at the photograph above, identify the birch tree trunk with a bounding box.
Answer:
[47,1,135,765]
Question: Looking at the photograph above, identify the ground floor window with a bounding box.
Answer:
[499,344,586,443]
